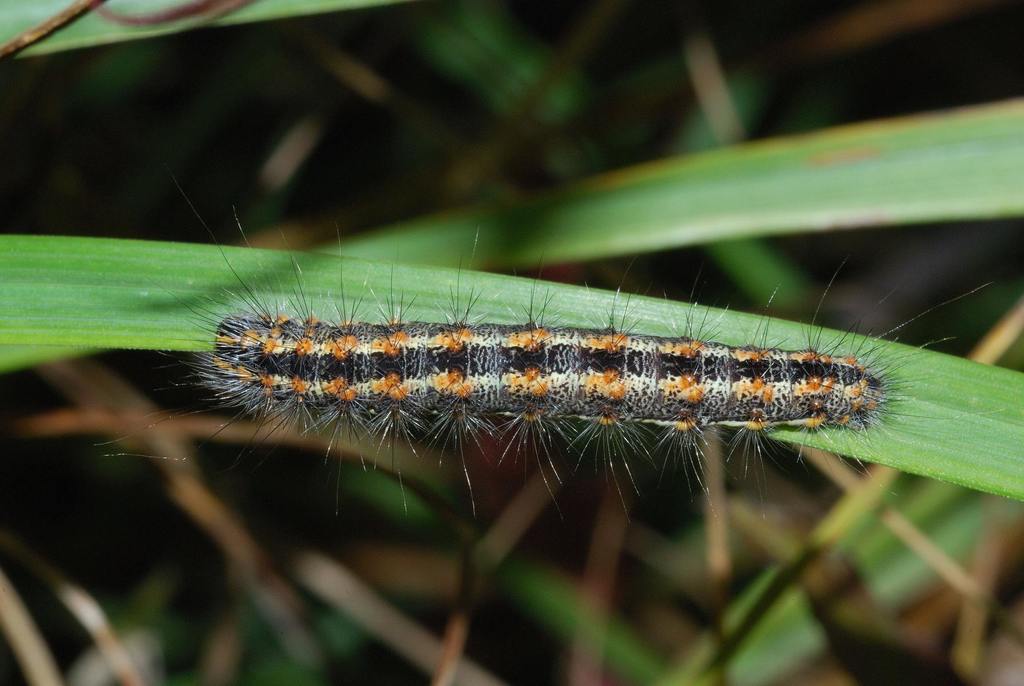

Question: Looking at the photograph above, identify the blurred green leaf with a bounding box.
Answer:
[343,99,1024,267]
[725,479,986,685]
[5,0,413,56]
[497,557,666,683]
[412,0,587,121]
[0,345,87,373]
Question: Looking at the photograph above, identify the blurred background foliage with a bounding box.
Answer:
[2,1,1024,684]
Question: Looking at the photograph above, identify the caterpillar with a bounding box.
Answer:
[197,308,886,460]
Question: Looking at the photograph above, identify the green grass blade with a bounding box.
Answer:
[724,480,984,685]
[2,234,1023,500]
[343,99,1024,267]
[344,456,665,683]
[0,346,90,374]
[496,558,665,683]
[5,0,412,56]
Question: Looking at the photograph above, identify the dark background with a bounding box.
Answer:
[2,1,1024,684]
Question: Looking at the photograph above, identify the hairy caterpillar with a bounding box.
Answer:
[196,303,886,466]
